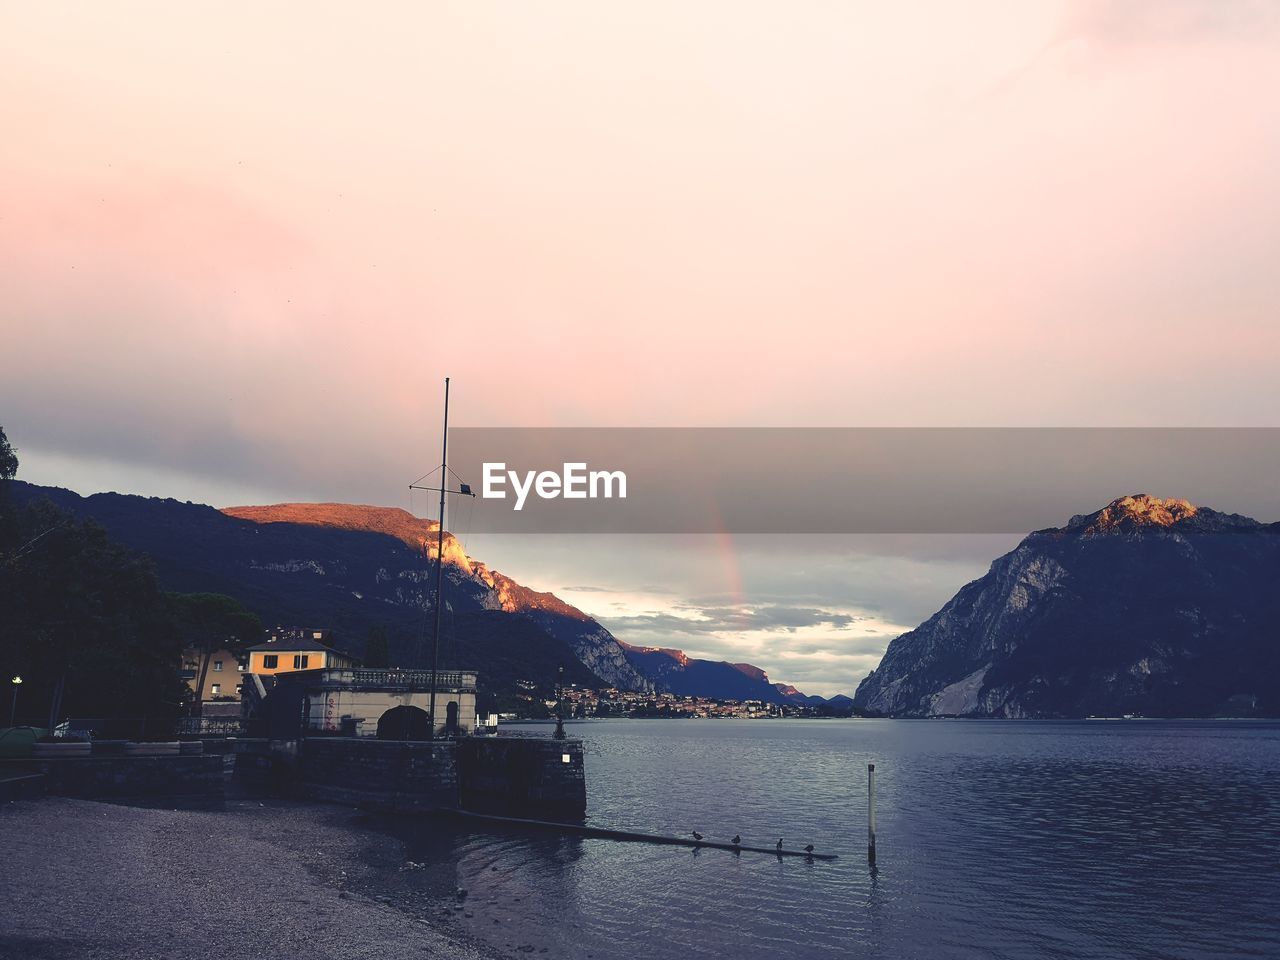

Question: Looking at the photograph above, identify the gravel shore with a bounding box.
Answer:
[0,797,501,960]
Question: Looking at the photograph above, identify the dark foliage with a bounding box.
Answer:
[364,625,391,668]
[1,500,187,724]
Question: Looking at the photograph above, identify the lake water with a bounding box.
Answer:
[377,719,1280,959]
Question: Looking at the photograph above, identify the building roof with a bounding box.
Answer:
[246,636,352,656]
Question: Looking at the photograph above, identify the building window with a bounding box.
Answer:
[237,663,245,672]
[211,683,221,696]
[213,660,223,672]
[313,631,323,639]
[262,654,278,669]
[293,655,309,669]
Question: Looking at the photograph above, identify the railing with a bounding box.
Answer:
[175,717,244,736]
[347,668,477,690]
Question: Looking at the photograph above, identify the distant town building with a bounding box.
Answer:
[246,629,359,676]
[180,647,244,701]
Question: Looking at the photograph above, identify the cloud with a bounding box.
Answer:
[586,587,918,697]
[6,0,1280,517]
[444,532,1010,694]
[5,2,1279,695]
[600,602,863,638]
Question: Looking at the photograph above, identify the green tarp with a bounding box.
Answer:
[0,727,45,758]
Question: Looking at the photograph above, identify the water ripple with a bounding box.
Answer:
[389,720,1280,959]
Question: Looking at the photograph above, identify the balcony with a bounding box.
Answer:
[338,668,477,691]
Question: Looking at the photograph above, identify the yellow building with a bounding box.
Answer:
[246,630,358,677]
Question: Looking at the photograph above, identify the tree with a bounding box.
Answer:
[0,425,20,543]
[0,437,258,727]
[1,499,185,727]
[364,624,391,667]
[0,425,16,481]
[169,592,262,715]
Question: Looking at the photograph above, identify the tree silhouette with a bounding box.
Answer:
[169,592,262,715]
[364,624,391,668]
[0,425,16,481]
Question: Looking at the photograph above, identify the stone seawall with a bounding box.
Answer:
[9,755,225,806]
[296,738,459,812]
[231,735,588,818]
[231,737,297,794]
[4,735,587,819]
[240,737,588,819]
[458,737,586,818]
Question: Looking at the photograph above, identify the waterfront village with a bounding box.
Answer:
[181,625,834,735]
[549,684,820,720]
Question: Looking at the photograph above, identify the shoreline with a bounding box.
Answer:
[0,797,511,960]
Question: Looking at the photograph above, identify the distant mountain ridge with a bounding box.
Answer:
[615,642,853,706]
[219,505,844,703]
[220,501,652,689]
[12,483,836,704]
[854,495,1280,718]
[11,483,648,696]
[773,683,849,708]
[618,641,823,705]
[223,502,605,622]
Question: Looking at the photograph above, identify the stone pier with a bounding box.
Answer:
[458,736,586,818]
[240,735,588,818]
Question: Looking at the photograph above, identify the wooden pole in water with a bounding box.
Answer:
[867,762,877,865]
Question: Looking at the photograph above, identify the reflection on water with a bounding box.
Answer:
[372,721,1280,959]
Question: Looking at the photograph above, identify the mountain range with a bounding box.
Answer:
[853,495,1280,718]
[616,643,830,706]
[15,483,1269,718]
[10,482,835,707]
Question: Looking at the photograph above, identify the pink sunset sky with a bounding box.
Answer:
[3,1,1279,694]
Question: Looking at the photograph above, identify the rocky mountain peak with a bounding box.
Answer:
[730,662,769,683]
[1061,494,1265,538]
[855,495,1280,718]
[223,502,467,561]
[618,641,690,668]
[221,501,593,621]
[1066,494,1199,536]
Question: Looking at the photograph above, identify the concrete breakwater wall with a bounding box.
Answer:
[236,736,587,818]
[296,738,460,812]
[2,735,587,818]
[458,737,586,818]
[11,754,225,806]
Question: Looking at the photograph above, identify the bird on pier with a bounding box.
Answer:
[776,838,783,852]
[731,835,741,846]
[691,831,704,842]
[804,844,815,855]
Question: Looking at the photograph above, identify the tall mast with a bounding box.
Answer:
[427,377,450,740]
[408,377,474,740]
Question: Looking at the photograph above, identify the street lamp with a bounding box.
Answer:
[553,663,566,741]
[9,676,21,728]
